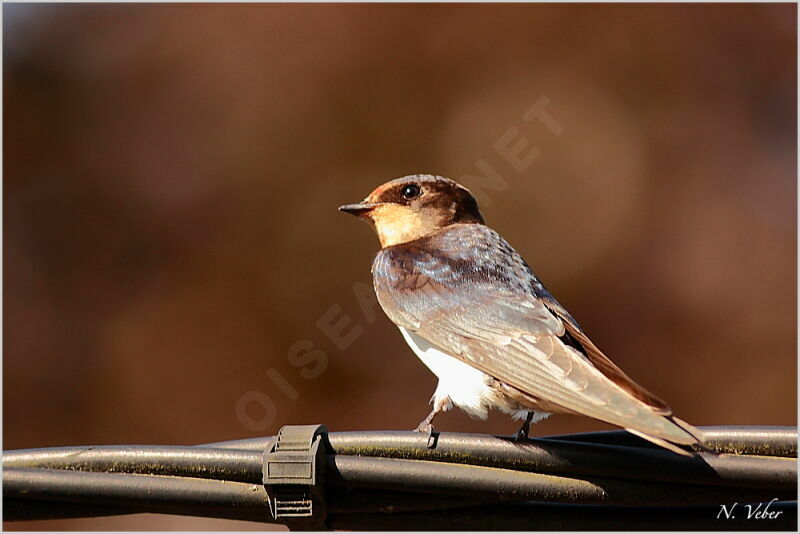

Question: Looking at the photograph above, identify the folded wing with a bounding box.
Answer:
[373,226,697,445]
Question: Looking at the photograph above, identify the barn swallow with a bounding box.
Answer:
[339,174,702,455]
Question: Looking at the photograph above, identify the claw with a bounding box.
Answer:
[415,422,437,447]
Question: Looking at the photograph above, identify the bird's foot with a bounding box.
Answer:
[415,422,434,434]
[414,421,438,449]
[514,411,535,442]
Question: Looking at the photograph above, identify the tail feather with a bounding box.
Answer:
[625,428,696,457]
[623,415,705,456]
[669,416,705,442]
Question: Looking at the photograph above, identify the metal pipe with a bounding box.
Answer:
[3,446,262,483]
[3,426,796,528]
[325,455,794,506]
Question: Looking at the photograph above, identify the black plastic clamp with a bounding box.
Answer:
[263,424,328,530]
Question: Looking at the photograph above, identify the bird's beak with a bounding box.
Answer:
[338,201,382,216]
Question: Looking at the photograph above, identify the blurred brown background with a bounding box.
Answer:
[3,2,797,530]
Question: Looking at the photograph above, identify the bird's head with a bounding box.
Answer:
[339,174,485,247]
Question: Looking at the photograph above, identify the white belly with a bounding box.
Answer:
[398,326,535,421]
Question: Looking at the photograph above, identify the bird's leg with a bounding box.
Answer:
[414,408,440,449]
[414,396,450,448]
[515,411,535,441]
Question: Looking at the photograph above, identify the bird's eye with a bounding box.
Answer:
[401,184,422,200]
